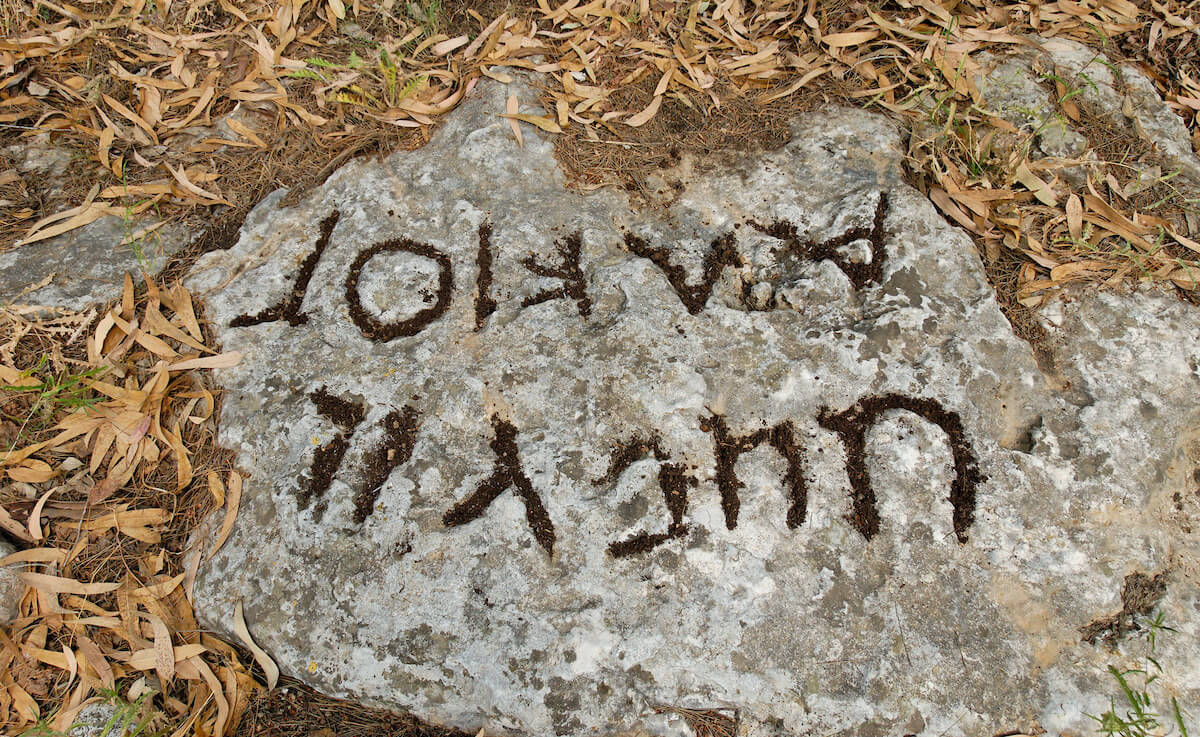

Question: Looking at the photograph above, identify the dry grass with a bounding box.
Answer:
[1,1,1200,736]
[1,279,255,735]
[238,676,473,737]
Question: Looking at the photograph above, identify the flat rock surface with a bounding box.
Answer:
[0,215,187,308]
[187,78,1200,736]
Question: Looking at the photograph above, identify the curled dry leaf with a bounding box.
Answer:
[506,94,523,147]
[16,572,120,595]
[209,471,241,561]
[234,600,279,690]
[624,95,662,127]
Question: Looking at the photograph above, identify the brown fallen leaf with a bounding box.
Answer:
[234,601,279,690]
[1066,193,1083,242]
[499,112,563,133]
[208,471,241,560]
[506,94,523,147]
[823,29,881,47]
[16,572,120,595]
[624,95,662,127]
[167,352,243,371]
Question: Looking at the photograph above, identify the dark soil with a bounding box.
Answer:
[233,210,341,328]
[699,415,808,530]
[624,230,741,314]
[521,231,592,319]
[594,434,696,558]
[299,387,366,514]
[474,222,498,329]
[754,191,890,291]
[818,393,984,543]
[442,415,556,554]
[594,435,667,484]
[1080,570,1169,648]
[237,677,471,737]
[345,238,454,342]
[353,405,421,524]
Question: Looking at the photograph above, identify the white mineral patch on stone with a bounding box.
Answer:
[188,76,1200,735]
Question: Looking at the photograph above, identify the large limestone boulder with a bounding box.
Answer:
[187,78,1200,735]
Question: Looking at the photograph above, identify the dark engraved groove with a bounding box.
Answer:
[594,435,696,558]
[699,415,808,530]
[474,222,497,330]
[817,392,984,542]
[754,192,890,290]
[442,415,557,555]
[623,231,741,314]
[232,210,341,327]
[352,406,421,524]
[521,231,592,319]
[345,238,455,342]
[300,387,366,513]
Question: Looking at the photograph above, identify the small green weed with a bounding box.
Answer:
[1091,611,1193,737]
[16,716,67,737]
[407,0,443,36]
[291,51,427,111]
[2,356,106,442]
[93,687,165,737]
[15,688,170,737]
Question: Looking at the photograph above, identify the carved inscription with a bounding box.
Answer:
[624,231,741,315]
[754,193,890,290]
[594,436,697,558]
[232,210,341,327]
[299,387,419,524]
[345,239,454,342]
[301,387,366,516]
[292,391,979,556]
[818,393,984,542]
[442,415,557,554]
[699,415,808,530]
[353,406,421,524]
[233,198,891,333]
[521,232,592,319]
[249,193,987,560]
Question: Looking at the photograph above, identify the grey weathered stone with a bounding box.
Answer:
[1038,36,1200,183]
[0,540,24,622]
[188,77,1200,736]
[974,39,1200,185]
[68,702,118,737]
[0,215,188,308]
[3,133,75,180]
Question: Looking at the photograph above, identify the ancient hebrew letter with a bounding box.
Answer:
[699,415,808,530]
[352,406,421,524]
[474,222,497,330]
[817,392,984,542]
[755,192,890,290]
[232,210,341,327]
[623,231,741,314]
[521,231,592,319]
[345,238,454,342]
[594,436,697,558]
[300,387,366,514]
[442,416,557,555]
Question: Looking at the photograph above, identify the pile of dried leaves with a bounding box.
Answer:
[0,1,1196,307]
[1,1,1200,735]
[0,276,273,736]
